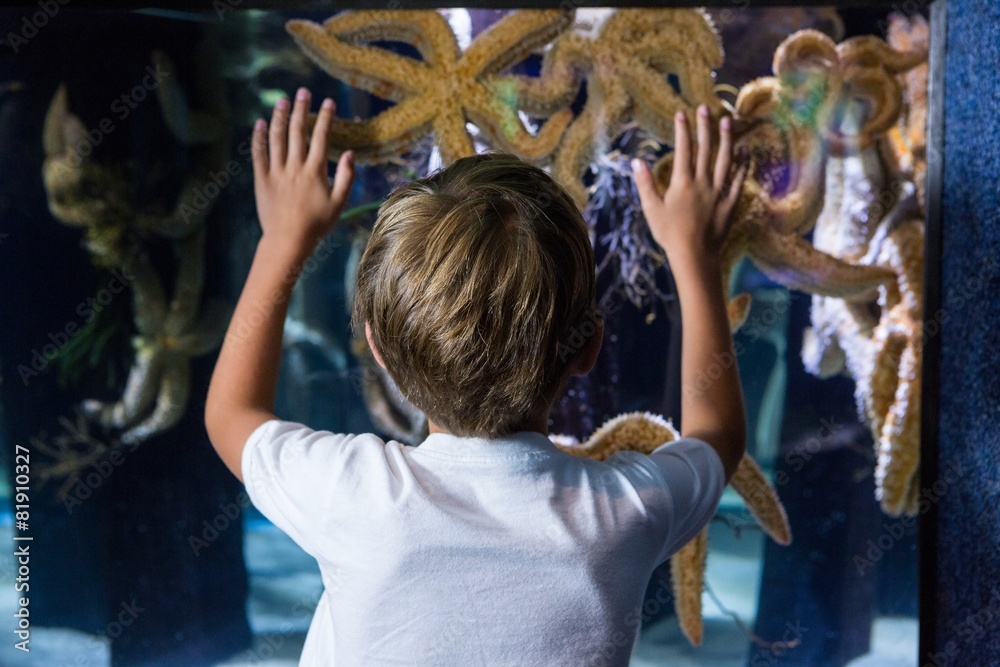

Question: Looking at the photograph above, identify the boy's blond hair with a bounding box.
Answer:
[353,152,596,437]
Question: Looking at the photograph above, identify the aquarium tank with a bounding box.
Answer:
[0,4,929,666]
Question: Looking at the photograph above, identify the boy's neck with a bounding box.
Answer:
[427,414,550,438]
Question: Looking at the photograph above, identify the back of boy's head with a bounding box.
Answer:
[353,152,596,438]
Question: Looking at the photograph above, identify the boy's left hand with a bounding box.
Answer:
[252,87,355,250]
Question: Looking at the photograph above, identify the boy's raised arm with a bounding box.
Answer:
[632,105,749,481]
[205,88,355,481]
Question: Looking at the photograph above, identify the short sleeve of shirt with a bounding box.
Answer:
[241,419,383,558]
[644,438,726,564]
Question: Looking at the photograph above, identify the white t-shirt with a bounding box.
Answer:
[242,420,725,667]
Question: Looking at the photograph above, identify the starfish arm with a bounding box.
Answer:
[802,295,850,378]
[120,250,168,334]
[729,454,792,545]
[43,85,76,158]
[671,528,708,646]
[837,35,928,74]
[871,221,924,516]
[465,93,572,162]
[164,228,207,337]
[134,171,215,239]
[461,10,574,77]
[875,331,921,516]
[556,412,680,460]
[120,358,191,445]
[836,66,905,145]
[174,300,228,356]
[727,293,753,333]
[551,105,599,208]
[749,231,896,298]
[321,98,439,162]
[81,345,163,429]
[433,107,476,164]
[152,51,225,146]
[492,48,582,117]
[494,34,589,117]
[321,10,459,67]
[624,66,694,143]
[287,20,430,103]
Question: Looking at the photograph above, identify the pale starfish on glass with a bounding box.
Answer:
[41,48,228,447]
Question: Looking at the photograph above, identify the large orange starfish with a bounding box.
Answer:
[286,9,575,165]
[499,9,725,207]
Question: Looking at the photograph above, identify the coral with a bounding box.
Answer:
[285,9,575,165]
[41,48,229,448]
[555,411,791,646]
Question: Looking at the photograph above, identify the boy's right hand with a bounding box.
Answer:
[631,104,748,270]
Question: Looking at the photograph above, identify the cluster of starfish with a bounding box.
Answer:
[41,47,229,447]
[650,27,926,516]
[557,412,790,646]
[286,9,725,207]
[284,6,930,640]
[798,19,928,516]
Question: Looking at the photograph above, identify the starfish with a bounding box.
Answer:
[652,29,920,330]
[556,412,791,646]
[801,27,927,516]
[884,13,930,211]
[286,9,575,165]
[497,9,726,207]
[41,48,228,447]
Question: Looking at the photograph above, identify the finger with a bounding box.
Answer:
[714,116,733,189]
[269,96,291,169]
[715,156,749,238]
[287,87,311,165]
[330,150,356,209]
[251,118,269,180]
[696,104,712,181]
[307,98,335,170]
[671,111,692,183]
[723,159,750,218]
[631,158,662,212]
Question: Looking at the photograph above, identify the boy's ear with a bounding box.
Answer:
[365,321,387,370]
[570,315,603,377]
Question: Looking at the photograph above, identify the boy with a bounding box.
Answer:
[206,87,748,666]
